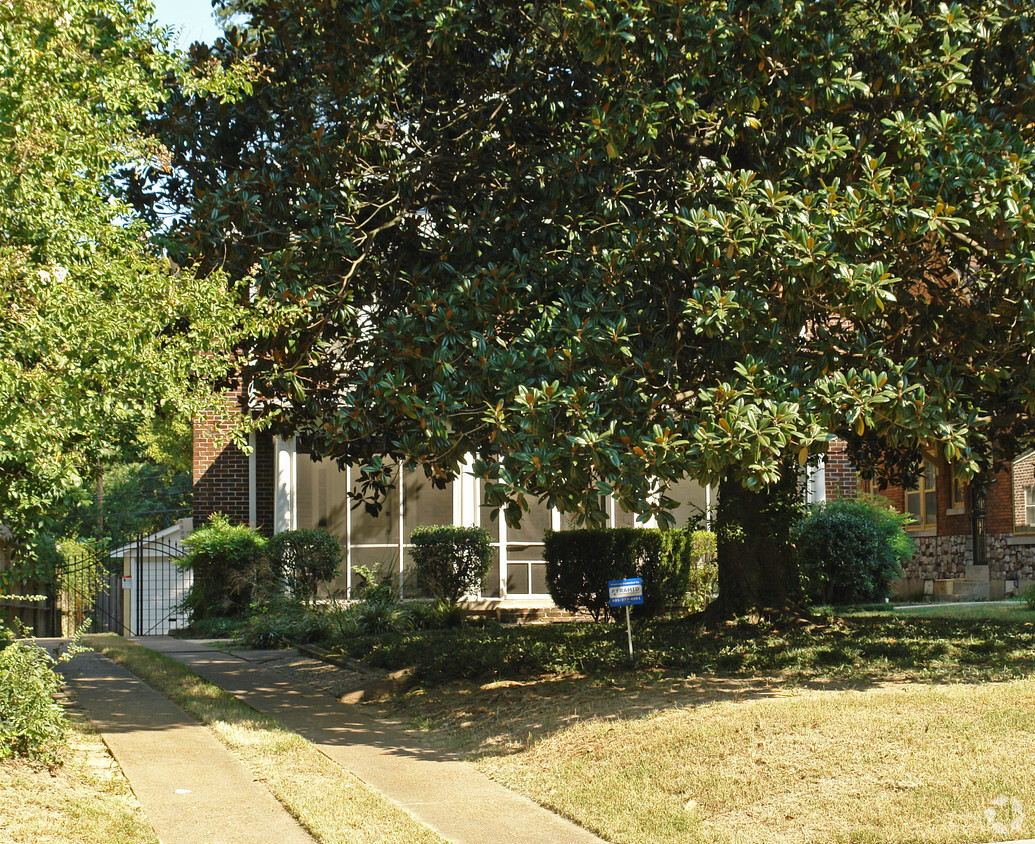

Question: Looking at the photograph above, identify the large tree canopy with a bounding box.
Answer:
[149,0,1035,613]
[0,0,263,578]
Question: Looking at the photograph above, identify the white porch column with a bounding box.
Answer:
[806,457,827,504]
[247,432,257,527]
[456,455,479,527]
[274,436,297,533]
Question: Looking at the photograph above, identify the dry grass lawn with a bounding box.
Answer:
[380,673,1035,844]
[0,719,156,844]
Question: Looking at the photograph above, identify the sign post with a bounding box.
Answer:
[608,577,644,659]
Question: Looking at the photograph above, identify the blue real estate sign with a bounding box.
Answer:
[608,577,644,608]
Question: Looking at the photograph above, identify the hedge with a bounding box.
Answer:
[544,528,713,620]
[409,525,492,605]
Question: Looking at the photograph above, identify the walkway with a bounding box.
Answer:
[57,648,314,844]
[61,637,605,844]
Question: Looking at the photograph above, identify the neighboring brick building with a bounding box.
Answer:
[858,451,1035,599]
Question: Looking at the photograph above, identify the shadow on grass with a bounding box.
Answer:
[350,611,1035,758]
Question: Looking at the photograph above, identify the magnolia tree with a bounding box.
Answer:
[148,0,1035,616]
[0,0,265,582]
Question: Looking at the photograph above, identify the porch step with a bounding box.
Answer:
[495,607,589,624]
[964,565,990,582]
[933,571,991,602]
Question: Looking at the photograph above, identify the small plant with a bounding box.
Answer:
[267,529,342,606]
[796,495,913,605]
[178,515,269,620]
[408,525,491,605]
[0,621,71,765]
[355,600,411,635]
[409,599,467,630]
[238,599,330,649]
[1024,583,1035,610]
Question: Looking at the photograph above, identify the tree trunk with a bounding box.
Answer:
[710,472,802,619]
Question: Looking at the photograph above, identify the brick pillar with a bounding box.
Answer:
[193,388,251,528]
[823,440,858,500]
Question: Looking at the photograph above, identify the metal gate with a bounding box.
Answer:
[128,533,191,636]
[56,530,192,636]
[56,547,124,635]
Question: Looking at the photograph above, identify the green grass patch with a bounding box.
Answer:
[333,610,1035,686]
[892,601,1035,623]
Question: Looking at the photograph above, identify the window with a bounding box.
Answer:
[951,472,967,509]
[1027,486,1035,527]
[905,459,938,530]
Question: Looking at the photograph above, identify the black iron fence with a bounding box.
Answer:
[43,532,193,637]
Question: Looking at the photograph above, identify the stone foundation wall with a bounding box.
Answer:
[902,533,1035,583]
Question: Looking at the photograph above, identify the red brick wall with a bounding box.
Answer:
[823,441,858,500]
[862,455,1012,537]
[1012,456,1034,529]
[193,388,251,528]
[986,466,1014,534]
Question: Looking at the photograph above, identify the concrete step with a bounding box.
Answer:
[964,565,990,583]
[952,581,990,600]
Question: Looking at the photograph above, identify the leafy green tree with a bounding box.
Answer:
[0,0,264,584]
[152,0,1035,616]
[60,462,192,547]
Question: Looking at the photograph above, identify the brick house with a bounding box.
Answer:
[196,389,1035,604]
[858,451,1035,600]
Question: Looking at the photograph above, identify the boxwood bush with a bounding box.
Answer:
[797,495,913,605]
[267,528,342,606]
[409,525,492,605]
[544,527,708,620]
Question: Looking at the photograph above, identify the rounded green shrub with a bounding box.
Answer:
[408,525,491,605]
[267,528,342,606]
[179,514,268,620]
[797,496,912,605]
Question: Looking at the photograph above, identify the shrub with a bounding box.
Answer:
[797,496,913,605]
[238,599,330,649]
[1023,583,1035,610]
[408,525,492,605]
[179,515,269,620]
[684,530,718,613]
[267,529,342,606]
[544,528,700,620]
[0,636,68,765]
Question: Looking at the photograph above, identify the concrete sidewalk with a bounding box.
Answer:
[137,636,605,844]
[57,648,315,844]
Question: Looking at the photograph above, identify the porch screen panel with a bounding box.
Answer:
[664,477,709,529]
[350,468,400,545]
[296,456,348,540]
[507,498,551,596]
[402,471,454,536]
[349,547,400,593]
[613,507,640,529]
[479,501,501,598]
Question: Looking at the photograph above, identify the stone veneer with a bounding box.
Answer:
[905,533,1035,586]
